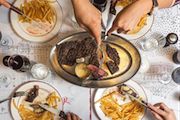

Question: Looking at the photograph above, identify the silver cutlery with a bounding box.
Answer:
[0,91,27,104]
[0,0,45,29]
[121,89,160,114]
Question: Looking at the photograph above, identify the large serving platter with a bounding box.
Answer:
[50,32,141,88]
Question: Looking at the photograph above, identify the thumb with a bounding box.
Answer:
[107,25,118,36]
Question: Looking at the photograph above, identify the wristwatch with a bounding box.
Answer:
[148,0,159,15]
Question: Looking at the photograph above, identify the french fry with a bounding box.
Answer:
[19,0,55,24]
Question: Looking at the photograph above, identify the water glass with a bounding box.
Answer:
[140,33,166,51]
[30,63,50,80]
[158,72,172,84]
[172,67,180,85]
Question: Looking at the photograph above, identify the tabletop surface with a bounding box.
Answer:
[0,0,180,120]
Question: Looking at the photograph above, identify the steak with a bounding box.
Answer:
[106,44,120,65]
[106,61,119,74]
[25,85,39,102]
[89,53,100,67]
[57,37,98,66]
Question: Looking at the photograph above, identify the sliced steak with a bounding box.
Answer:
[25,85,39,102]
[57,37,98,66]
[106,61,119,74]
[87,64,108,79]
[106,44,120,65]
[89,53,100,67]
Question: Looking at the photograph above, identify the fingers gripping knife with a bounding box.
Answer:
[0,0,44,29]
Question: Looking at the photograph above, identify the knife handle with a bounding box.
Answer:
[9,4,24,15]
[59,111,67,120]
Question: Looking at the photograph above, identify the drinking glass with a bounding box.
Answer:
[139,33,166,51]
[0,34,14,49]
[158,72,172,84]
[172,67,180,85]
[30,63,50,80]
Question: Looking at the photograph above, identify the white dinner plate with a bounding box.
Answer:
[94,80,147,120]
[10,81,62,120]
[102,2,154,40]
[10,0,63,43]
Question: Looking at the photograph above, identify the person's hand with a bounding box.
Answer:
[108,0,153,34]
[67,112,81,120]
[148,103,176,120]
[72,0,101,45]
[0,0,10,8]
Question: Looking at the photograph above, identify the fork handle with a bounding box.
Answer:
[0,97,11,104]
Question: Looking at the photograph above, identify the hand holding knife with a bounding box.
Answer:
[39,104,82,120]
[0,0,24,15]
[121,88,161,115]
[103,0,118,40]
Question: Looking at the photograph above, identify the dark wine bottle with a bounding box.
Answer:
[3,55,31,72]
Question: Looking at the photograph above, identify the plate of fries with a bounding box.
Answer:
[102,0,154,40]
[10,0,63,43]
[10,81,62,120]
[94,80,147,120]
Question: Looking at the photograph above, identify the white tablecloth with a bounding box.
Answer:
[0,0,179,120]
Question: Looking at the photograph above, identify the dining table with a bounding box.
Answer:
[0,0,180,120]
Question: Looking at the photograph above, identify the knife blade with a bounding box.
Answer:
[39,104,60,116]
[122,91,148,108]
[104,0,117,40]
[122,90,162,114]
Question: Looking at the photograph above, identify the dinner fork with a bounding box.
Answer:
[0,91,27,104]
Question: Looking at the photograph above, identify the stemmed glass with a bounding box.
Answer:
[139,33,166,51]
[0,31,14,50]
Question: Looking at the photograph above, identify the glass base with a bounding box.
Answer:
[172,67,180,85]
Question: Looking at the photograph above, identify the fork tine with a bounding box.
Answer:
[13,91,26,97]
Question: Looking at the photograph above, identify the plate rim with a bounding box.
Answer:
[116,15,154,40]
[9,80,62,120]
[9,0,63,43]
[50,32,141,88]
[93,80,148,120]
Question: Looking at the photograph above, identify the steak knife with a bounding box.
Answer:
[122,90,159,113]
[104,0,118,40]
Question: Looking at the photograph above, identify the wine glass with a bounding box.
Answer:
[139,33,166,51]
[172,67,180,85]
[158,72,172,84]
